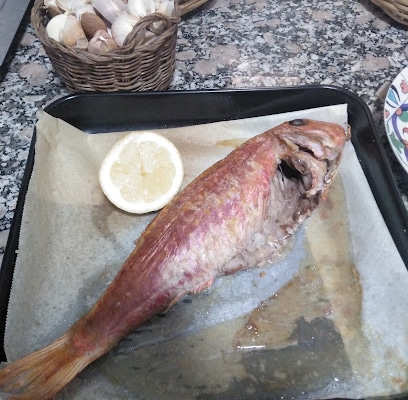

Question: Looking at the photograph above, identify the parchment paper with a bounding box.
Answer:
[4,104,408,399]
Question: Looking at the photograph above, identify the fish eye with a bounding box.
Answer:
[289,119,306,126]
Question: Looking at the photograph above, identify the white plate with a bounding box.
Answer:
[384,66,408,174]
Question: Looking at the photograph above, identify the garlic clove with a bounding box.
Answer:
[127,0,155,18]
[56,0,91,12]
[111,12,140,46]
[81,12,107,39]
[92,0,126,24]
[44,0,63,17]
[151,20,166,35]
[88,29,119,54]
[46,13,69,42]
[156,0,174,17]
[75,36,89,49]
[62,14,88,48]
[75,3,95,19]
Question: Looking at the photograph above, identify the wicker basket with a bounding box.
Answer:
[371,0,408,25]
[31,0,181,92]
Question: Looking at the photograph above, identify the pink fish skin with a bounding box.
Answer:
[0,118,348,399]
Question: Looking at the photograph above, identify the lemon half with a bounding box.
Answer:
[99,131,184,214]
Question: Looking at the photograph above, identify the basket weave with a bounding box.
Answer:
[178,0,212,15]
[371,0,408,25]
[31,0,181,92]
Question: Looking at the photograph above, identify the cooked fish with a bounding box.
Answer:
[0,118,349,399]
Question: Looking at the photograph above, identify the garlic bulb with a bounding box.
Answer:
[46,13,69,42]
[88,29,118,54]
[156,0,174,17]
[62,14,88,48]
[81,11,107,39]
[75,3,95,19]
[46,13,88,48]
[149,0,174,33]
[92,0,126,24]
[127,0,154,18]
[44,0,63,17]
[111,12,140,46]
[56,0,91,12]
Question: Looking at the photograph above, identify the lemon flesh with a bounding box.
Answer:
[99,131,184,214]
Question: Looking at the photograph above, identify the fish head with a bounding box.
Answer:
[284,118,350,160]
[274,118,350,198]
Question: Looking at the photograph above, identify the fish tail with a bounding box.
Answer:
[0,332,89,400]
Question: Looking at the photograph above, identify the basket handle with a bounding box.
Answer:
[122,12,179,50]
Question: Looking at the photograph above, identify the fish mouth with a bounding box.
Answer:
[278,148,340,199]
[276,119,348,198]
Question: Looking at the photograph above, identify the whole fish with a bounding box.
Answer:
[0,118,349,399]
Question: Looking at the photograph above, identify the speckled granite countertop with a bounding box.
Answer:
[1,0,408,263]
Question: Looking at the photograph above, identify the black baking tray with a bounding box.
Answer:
[1,85,408,372]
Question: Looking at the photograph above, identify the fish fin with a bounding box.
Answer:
[191,277,215,294]
[162,293,186,313]
[0,332,89,400]
[162,277,215,313]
